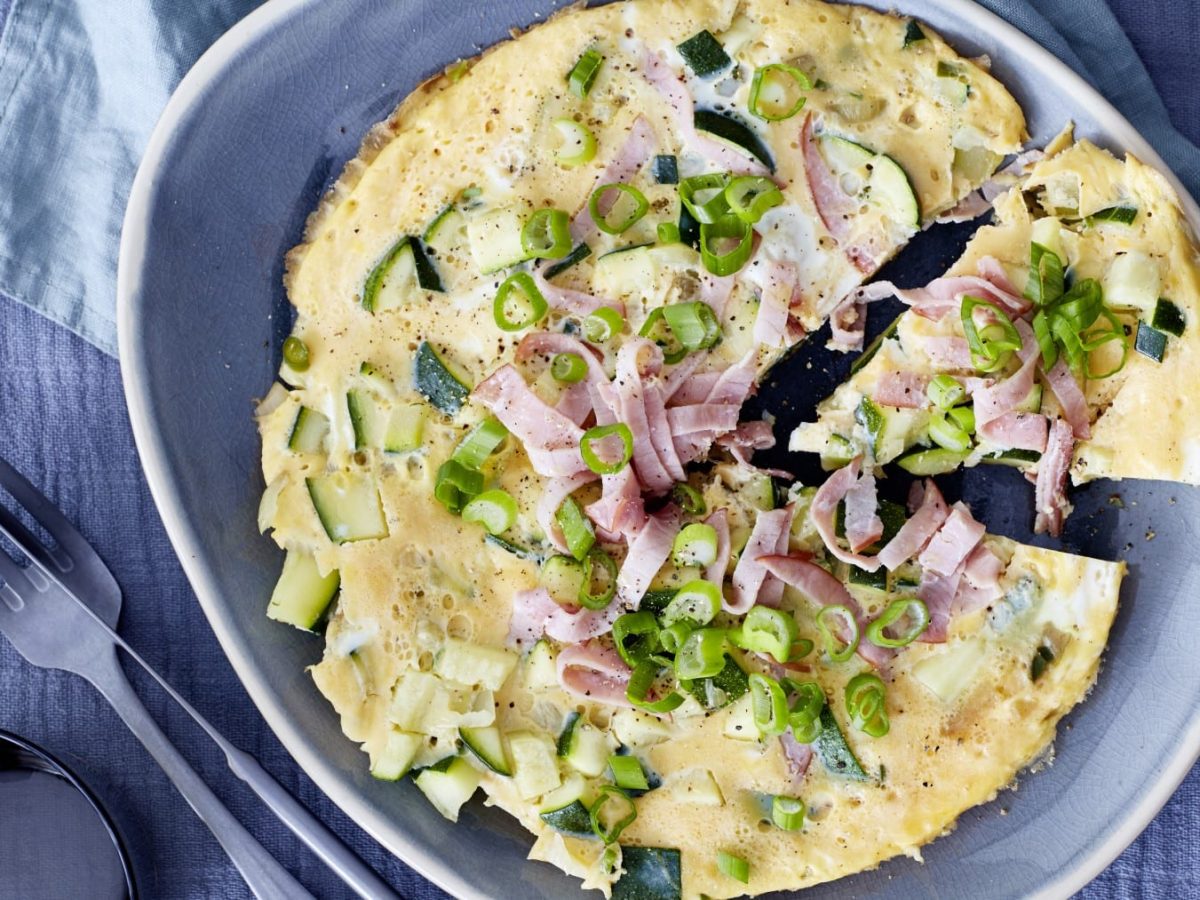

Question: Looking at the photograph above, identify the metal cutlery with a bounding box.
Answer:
[0,455,398,900]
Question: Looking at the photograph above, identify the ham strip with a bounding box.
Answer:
[974,319,1045,451]
[747,258,797,349]
[918,502,986,577]
[884,259,1031,322]
[613,340,675,494]
[1034,417,1074,537]
[643,381,687,482]
[843,473,883,553]
[518,332,609,387]
[666,371,722,407]
[916,563,963,643]
[705,508,731,584]
[555,381,594,426]
[923,336,975,370]
[955,543,1005,613]
[538,471,600,554]
[758,554,894,668]
[779,732,813,785]
[660,353,706,404]
[705,350,758,405]
[714,420,776,468]
[473,365,587,476]
[532,270,625,319]
[666,404,741,435]
[877,479,948,570]
[585,464,646,538]
[557,641,633,707]
[801,114,854,243]
[1044,357,1092,440]
[809,457,882,572]
[570,114,658,241]
[508,587,623,646]
[829,295,867,351]
[871,371,929,409]
[616,505,682,605]
[981,411,1049,453]
[699,271,737,320]
[642,51,771,178]
[727,505,795,613]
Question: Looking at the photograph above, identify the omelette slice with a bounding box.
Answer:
[789,131,1200,533]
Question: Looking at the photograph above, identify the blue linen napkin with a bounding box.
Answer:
[0,0,1197,356]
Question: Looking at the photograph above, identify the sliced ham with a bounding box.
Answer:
[532,270,625,319]
[885,258,1031,322]
[843,473,883,553]
[713,419,776,468]
[758,554,894,669]
[616,505,682,605]
[660,353,706,404]
[916,563,963,643]
[923,336,975,370]
[955,543,1005,614]
[612,340,675,494]
[981,410,1049,453]
[918,502,986,578]
[747,258,797,349]
[871,371,929,409]
[642,51,771,178]
[570,114,658,242]
[557,641,633,707]
[538,471,600,554]
[705,508,731,584]
[877,479,948,570]
[727,505,795,613]
[705,350,758,406]
[828,295,867,352]
[666,403,741,436]
[1044,357,1092,440]
[555,381,594,426]
[667,372,722,407]
[808,457,882,572]
[643,381,687,483]
[508,587,623,646]
[974,319,1045,451]
[585,464,646,538]
[699,271,737,321]
[779,731,813,785]
[1034,417,1074,537]
[472,365,587,476]
[800,113,854,243]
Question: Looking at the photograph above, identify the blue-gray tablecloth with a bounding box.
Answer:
[0,0,1197,897]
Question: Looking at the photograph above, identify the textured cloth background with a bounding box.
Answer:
[0,0,1197,897]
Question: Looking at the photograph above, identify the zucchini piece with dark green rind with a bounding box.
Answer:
[414,341,470,414]
[460,726,512,776]
[693,109,775,172]
[651,155,679,185]
[484,534,546,565]
[267,550,340,631]
[683,654,748,710]
[306,472,389,543]
[1135,321,1168,362]
[363,237,443,312]
[850,313,902,376]
[1151,298,1186,337]
[676,30,730,78]
[543,243,593,280]
[539,799,595,837]
[613,846,683,900]
[812,706,870,781]
[902,20,926,46]
[288,406,329,453]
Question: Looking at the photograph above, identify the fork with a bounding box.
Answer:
[0,456,399,900]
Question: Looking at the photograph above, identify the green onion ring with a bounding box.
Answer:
[493,271,549,332]
[589,183,649,235]
[865,598,930,648]
[816,604,859,663]
[579,423,634,475]
[748,63,811,121]
[699,215,754,277]
[589,786,637,843]
[579,548,619,610]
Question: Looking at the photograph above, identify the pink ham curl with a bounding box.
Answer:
[1043,357,1091,440]
[704,508,731,585]
[758,554,894,669]
[472,365,588,477]
[870,370,930,409]
[532,270,625,320]
[779,731,813,785]
[611,339,675,495]
[714,420,776,469]
[727,505,796,614]
[508,587,623,646]
[918,502,986,577]
[869,257,1032,322]
[615,504,682,606]
[585,463,645,540]
[973,318,1049,453]
[557,641,634,708]
[641,51,770,178]
[955,543,1006,614]
[1033,417,1074,537]
[809,457,884,572]
[876,479,949,571]
[746,258,798,349]
[570,114,659,242]
[844,472,884,553]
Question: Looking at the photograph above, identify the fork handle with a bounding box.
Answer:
[82,649,313,900]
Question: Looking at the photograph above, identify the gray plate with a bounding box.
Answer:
[117,1,1200,897]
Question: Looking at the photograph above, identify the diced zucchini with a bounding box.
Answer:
[288,406,330,453]
[1152,298,1186,337]
[819,135,919,228]
[424,206,468,257]
[651,154,679,185]
[811,707,869,781]
[982,448,1041,467]
[936,70,969,104]
[952,145,1001,187]
[510,731,562,800]
[1086,205,1138,226]
[613,847,682,900]
[721,693,758,741]
[1030,216,1066,263]
[1014,383,1043,415]
[415,756,481,822]
[694,109,774,172]
[266,549,340,631]
[1102,250,1160,316]
[592,245,655,300]
[486,534,547,565]
[413,341,470,415]
[369,728,423,780]
[460,725,512,776]
[1135,321,1168,362]
[539,799,595,837]
[820,433,856,470]
[363,237,443,312]
[745,472,776,511]
[857,397,927,464]
[557,712,612,777]
[347,389,387,449]
[902,20,926,47]
[676,30,731,78]
[683,655,748,710]
[895,446,969,476]
[525,640,559,689]
[389,670,457,732]
[847,563,887,591]
[306,472,389,543]
[913,637,985,702]
[878,499,906,545]
[611,709,672,747]
[434,638,518,691]
[384,403,426,453]
[543,243,592,280]
[467,206,530,274]
[667,768,724,806]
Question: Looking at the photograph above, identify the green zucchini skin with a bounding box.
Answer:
[1134,320,1167,362]
[539,799,595,837]
[693,109,776,173]
[812,707,870,781]
[413,341,469,414]
[683,654,749,710]
[675,30,730,79]
[543,242,592,280]
[613,846,683,900]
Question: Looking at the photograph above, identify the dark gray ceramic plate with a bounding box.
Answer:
[117,1,1200,897]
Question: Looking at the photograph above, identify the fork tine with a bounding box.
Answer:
[0,456,121,606]
[0,540,41,610]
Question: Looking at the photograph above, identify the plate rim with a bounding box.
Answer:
[116,1,1200,897]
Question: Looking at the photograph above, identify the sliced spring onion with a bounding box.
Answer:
[434,459,484,514]
[1032,309,1058,370]
[551,352,588,384]
[675,628,728,680]
[639,308,687,365]
[608,754,649,791]
[749,673,789,736]
[613,611,661,667]
[580,423,634,475]
[521,209,572,259]
[541,554,585,605]
[700,215,753,277]
[716,850,750,883]
[556,497,596,561]
[671,523,720,567]
[494,272,549,332]
[662,301,722,352]
[589,786,637,843]
[626,661,685,713]
[960,295,1022,372]
[451,418,508,468]
[845,672,889,738]
[583,306,625,342]
[771,795,806,831]
[789,638,815,661]
[671,483,707,516]
[551,118,597,167]
[1025,242,1065,307]
[589,183,649,235]
[748,63,811,121]
[567,48,604,98]
[282,336,310,371]
[660,580,722,627]
[928,410,972,454]
[658,621,693,655]
[678,173,731,225]
[1080,309,1129,378]
[737,607,797,664]
[461,489,518,535]
[784,679,825,743]
[657,221,681,244]
[926,373,964,409]
[816,605,859,663]
[947,405,975,434]
[724,175,784,223]
[865,598,929,648]
[580,548,619,610]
